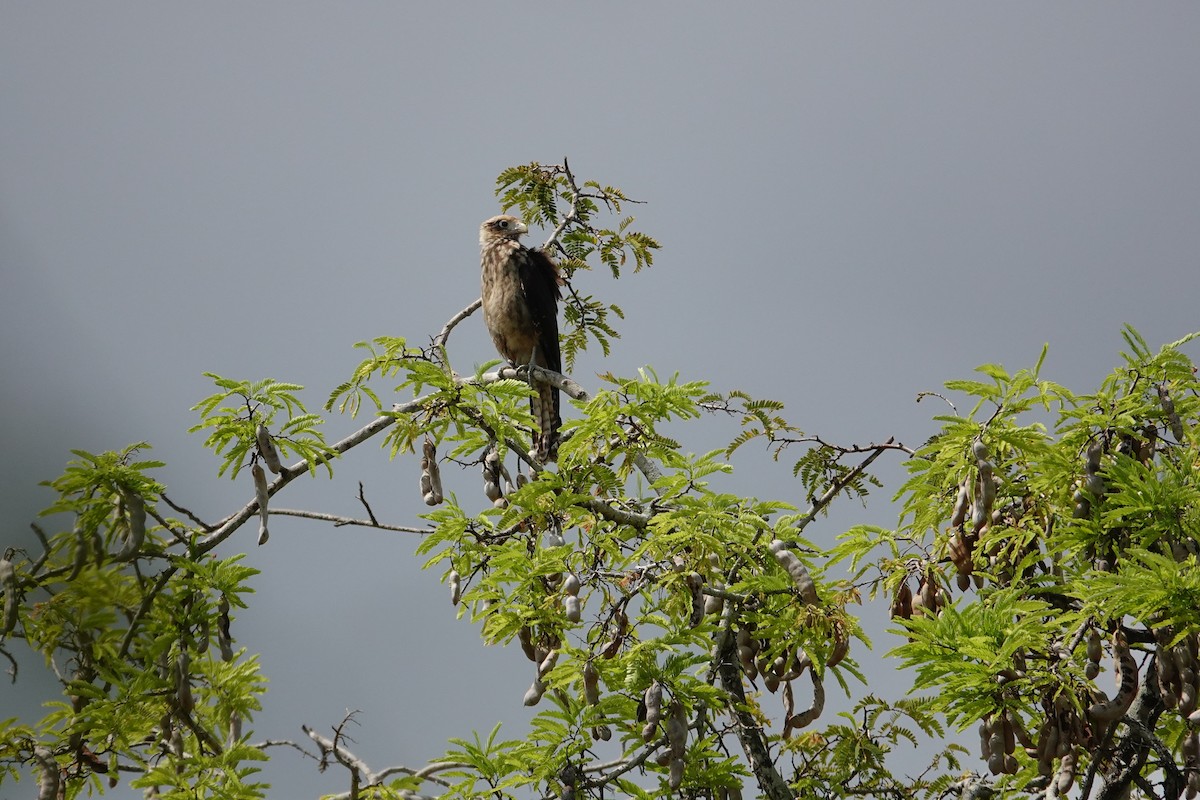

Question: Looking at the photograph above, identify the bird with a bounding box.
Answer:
[478,214,563,461]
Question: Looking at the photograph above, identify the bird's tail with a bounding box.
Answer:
[531,383,561,462]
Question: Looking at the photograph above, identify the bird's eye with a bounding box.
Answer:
[497,220,509,229]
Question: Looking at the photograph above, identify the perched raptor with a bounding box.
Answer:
[479,214,563,461]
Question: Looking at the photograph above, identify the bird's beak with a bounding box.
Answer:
[515,220,529,235]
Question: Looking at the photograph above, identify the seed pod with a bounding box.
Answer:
[973,461,996,533]
[736,629,758,679]
[0,557,16,635]
[176,651,193,714]
[769,540,819,605]
[826,635,849,669]
[217,594,233,662]
[564,595,581,622]
[666,700,687,757]
[583,662,600,706]
[251,464,270,545]
[563,574,580,596]
[538,649,558,679]
[786,670,825,731]
[917,573,940,616]
[1007,709,1034,750]
[591,725,611,741]
[523,675,545,706]
[950,481,970,528]
[668,757,684,790]
[1088,631,1138,722]
[781,649,811,682]
[448,570,462,606]
[704,581,725,616]
[685,572,705,627]
[890,579,913,620]
[256,423,283,474]
[1055,748,1077,795]
[34,746,59,800]
[1159,383,1186,442]
[420,438,443,505]
[642,681,663,741]
[1087,629,1103,663]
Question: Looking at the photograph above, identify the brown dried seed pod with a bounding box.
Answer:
[666,700,687,757]
[1088,631,1138,722]
[1184,730,1200,762]
[34,746,59,800]
[564,595,581,623]
[787,670,825,730]
[591,725,611,741]
[704,582,725,616]
[1055,749,1077,795]
[918,574,939,616]
[950,481,971,528]
[769,540,819,605]
[642,681,663,742]
[1001,716,1016,755]
[890,580,913,620]
[176,651,193,714]
[1086,629,1103,663]
[523,675,546,706]
[518,626,537,662]
[249,464,270,545]
[256,423,283,474]
[667,756,685,790]
[826,635,849,669]
[1085,661,1100,680]
[583,662,600,706]
[1158,383,1186,442]
[538,649,558,679]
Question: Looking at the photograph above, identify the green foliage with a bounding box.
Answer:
[190,373,334,477]
[7,160,1199,800]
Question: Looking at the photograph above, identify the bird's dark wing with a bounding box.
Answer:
[517,247,563,375]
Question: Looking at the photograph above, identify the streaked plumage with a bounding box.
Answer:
[479,214,562,460]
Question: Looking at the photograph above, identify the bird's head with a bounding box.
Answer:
[480,214,529,245]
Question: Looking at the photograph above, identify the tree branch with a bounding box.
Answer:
[270,508,430,534]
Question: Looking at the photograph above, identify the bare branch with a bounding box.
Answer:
[270,508,430,534]
[355,482,379,526]
[159,492,214,532]
[433,299,481,350]
[796,440,896,532]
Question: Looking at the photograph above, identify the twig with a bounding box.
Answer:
[433,299,482,350]
[270,509,430,534]
[356,482,380,526]
[159,492,214,532]
[796,440,895,531]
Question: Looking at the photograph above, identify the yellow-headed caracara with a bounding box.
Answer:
[479,215,563,461]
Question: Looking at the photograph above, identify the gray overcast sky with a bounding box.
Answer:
[3,4,1199,798]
